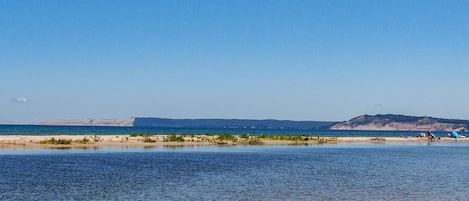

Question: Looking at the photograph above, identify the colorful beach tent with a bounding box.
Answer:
[451,131,460,138]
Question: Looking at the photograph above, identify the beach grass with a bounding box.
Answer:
[217,133,236,141]
[130,133,154,138]
[0,134,435,149]
[39,138,73,145]
[143,136,157,143]
[165,134,185,142]
[74,137,90,144]
[256,134,309,141]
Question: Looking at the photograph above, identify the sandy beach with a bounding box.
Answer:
[0,134,467,148]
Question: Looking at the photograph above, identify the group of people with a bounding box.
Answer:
[415,130,436,139]
[409,130,466,140]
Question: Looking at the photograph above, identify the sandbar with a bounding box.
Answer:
[0,135,466,148]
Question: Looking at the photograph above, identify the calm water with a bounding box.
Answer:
[1,143,469,200]
[0,124,462,137]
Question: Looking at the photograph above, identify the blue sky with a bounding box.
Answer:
[1,0,468,123]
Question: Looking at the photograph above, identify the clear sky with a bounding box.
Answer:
[1,0,468,124]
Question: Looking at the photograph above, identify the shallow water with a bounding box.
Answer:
[1,143,469,200]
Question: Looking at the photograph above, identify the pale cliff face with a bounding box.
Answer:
[40,117,135,127]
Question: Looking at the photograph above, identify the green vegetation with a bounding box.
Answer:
[256,134,309,141]
[129,133,157,143]
[130,133,153,137]
[320,137,337,143]
[30,133,340,147]
[165,134,185,142]
[217,133,236,141]
[237,134,338,145]
[239,134,250,140]
[247,138,263,145]
[39,138,72,145]
[74,137,90,144]
[143,136,156,143]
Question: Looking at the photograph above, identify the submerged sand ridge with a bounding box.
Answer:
[0,134,467,148]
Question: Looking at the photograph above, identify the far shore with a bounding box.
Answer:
[0,134,467,148]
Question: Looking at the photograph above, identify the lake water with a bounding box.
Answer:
[0,124,463,137]
[1,143,469,200]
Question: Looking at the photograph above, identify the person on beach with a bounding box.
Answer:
[427,130,435,141]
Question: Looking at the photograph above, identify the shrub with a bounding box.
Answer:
[217,133,236,141]
[166,135,185,142]
[39,138,72,145]
[75,137,90,144]
[143,136,156,143]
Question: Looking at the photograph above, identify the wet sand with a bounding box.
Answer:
[0,135,466,148]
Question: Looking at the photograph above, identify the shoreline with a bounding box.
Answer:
[0,134,467,148]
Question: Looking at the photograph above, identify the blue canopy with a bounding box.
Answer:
[451,131,460,138]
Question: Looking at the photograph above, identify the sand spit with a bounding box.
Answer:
[0,135,467,148]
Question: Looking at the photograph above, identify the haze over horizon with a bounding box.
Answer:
[1,1,468,124]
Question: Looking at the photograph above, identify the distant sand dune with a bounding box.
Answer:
[39,117,135,127]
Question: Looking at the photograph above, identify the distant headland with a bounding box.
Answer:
[330,114,469,131]
[39,117,335,130]
[39,114,469,131]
